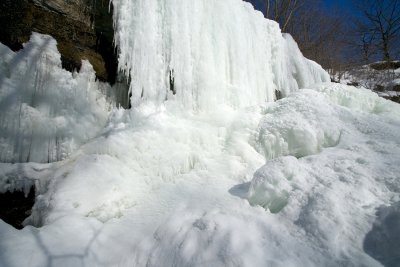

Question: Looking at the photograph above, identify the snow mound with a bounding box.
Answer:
[315,83,400,116]
[0,33,113,163]
[248,83,400,215]
[254,83,400,161]
[247,156,303,213]
[255,89,342,159]
[123,206,318,267]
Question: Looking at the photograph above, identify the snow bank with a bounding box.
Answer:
[0,33,112,163]
[111,0,329,110]
[255,89,342,159]
[254,83,400,160]
[248,83,400,215]
[247,156,303,213]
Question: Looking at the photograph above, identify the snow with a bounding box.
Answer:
[0,0,400,266]
[334,63,400,92]
[378,91,400,98]
[1,81,400,266]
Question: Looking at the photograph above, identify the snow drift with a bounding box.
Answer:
[0,0,399,267]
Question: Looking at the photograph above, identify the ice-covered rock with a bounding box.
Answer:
[0,33,112,163]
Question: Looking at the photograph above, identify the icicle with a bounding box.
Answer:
[111,0,329,111]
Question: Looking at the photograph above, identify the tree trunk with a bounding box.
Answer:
[383,41,391,62]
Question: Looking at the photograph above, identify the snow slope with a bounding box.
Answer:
[1,0,400,266]
[1,83,399,267]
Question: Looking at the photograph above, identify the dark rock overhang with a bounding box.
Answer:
[0,0,118,84]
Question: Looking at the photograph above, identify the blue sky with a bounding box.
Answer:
[323,0,356,13]
[324,0,353,8]
[249,0,357,15]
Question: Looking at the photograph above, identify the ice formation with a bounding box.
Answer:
[111,0,329,110]
[0,33,112,163]
[0,0,400,267]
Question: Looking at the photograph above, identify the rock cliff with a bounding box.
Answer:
[0,0,117,83]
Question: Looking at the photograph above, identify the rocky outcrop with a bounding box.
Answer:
[0,0,118,83]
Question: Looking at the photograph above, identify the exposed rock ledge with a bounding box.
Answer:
[0,0,118,84]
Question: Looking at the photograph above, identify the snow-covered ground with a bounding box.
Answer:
[333,62,400,101]
[1,0,400,266]
[1,82,399,267]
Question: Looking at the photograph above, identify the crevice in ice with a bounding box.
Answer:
[114,71,131,109]
[169,69,176,95]
[0,185,35,229]
[274,89,282,101]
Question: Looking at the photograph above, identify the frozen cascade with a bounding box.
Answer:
[0,0,329,164]
[0,34,114,163]
[1,1,400,267]
[111,0,329,110]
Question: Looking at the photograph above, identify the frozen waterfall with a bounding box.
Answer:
[0,0,329,164]
[0,34,113,163]
[1,1,399,267]
[111,0,329,110]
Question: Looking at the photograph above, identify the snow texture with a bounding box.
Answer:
[1,82,399,267]
[0,0,400,267]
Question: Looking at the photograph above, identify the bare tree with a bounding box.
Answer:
[359,31,377,64]
[290,4,348,71]
[354,0,400,62]
[246,0,356,75]
[345,18,378,65]
[264,0,306,32]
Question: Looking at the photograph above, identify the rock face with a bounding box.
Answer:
[0,0,118,83]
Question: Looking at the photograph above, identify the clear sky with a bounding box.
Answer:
[323,0,357,14]
[249,0,357,15]
[324,0,353,8]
